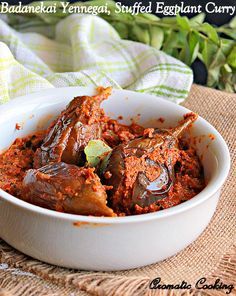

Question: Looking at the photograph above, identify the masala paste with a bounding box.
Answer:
[0,88,205,216]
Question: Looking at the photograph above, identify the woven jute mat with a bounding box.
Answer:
[0,84,235,296]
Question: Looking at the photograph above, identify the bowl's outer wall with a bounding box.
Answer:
[0,87,229,270]
[0,190,220,271]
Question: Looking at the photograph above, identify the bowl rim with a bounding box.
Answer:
[0,86,231,224]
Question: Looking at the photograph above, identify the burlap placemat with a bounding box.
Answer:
[0,84,235,296]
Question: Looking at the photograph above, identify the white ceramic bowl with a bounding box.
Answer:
[0,87,230,271]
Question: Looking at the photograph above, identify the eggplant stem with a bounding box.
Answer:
[171,113,198,138]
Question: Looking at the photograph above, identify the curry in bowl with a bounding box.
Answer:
[0,87,205,216]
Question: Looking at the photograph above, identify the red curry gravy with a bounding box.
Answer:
[0,87,205,216]
[0,120,205,216]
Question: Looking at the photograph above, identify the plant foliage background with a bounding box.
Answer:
[4,0,236,92]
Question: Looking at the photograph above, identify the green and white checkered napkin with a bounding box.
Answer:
[0,14,193,103]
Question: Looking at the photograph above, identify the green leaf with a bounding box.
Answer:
[218,28,236,40]
[209,46,226,69]
[176,15,191,31]
[221,38,235,56]
[229,16,236,29]
[139,13,160,22]
[178,31,199,66]
[188,31,200,63]
[171,48,179,59]
[179,43,191,65]
[130,25,150,44]
[227,46,236,68]
[176,30,188,46]
[111,22,129,39]
[201,40,218,67]
[161,17,177,25]
[99,153,111,174]
[189,13,205,25]
[200,23,219,44]
[207,47,226,87]
[162,31,178,54]
[218,70,236,93]
[222,64,232,74]
[84,140,112,167]
[208,67,220,87]
[224,83,235,92]
[149,26,164,50]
